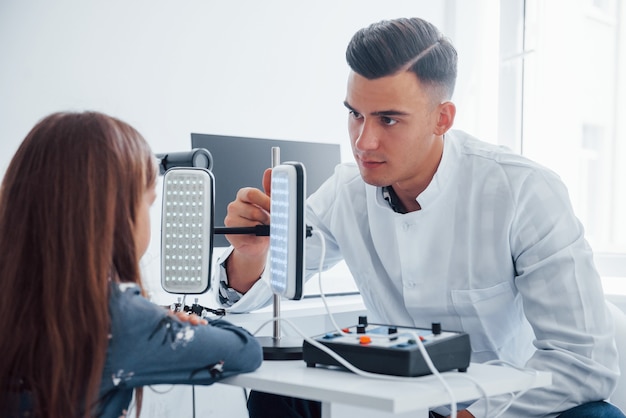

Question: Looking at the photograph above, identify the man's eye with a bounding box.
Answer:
[349,110,362,119]
[381,117,397,126]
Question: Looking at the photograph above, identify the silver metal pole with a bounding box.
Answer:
[271,147,281,341]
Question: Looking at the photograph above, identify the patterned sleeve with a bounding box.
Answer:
[101,284,262,391]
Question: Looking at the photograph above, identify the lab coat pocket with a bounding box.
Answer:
[451,282,518,353]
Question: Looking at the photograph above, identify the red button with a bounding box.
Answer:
[359,336,372,345]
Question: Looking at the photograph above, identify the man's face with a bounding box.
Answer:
[344,70,445,195]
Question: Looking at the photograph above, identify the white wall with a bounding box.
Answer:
[0,1,502,173]
[1,1,441,170]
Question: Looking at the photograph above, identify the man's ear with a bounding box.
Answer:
[434,101,456,135]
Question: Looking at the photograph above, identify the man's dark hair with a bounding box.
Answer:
[346,17,458,100]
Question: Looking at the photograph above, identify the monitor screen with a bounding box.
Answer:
[191,133,341,247]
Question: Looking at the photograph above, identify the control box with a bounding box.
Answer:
[302,317,471,377]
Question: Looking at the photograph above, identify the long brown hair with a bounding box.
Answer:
[0,111,157,417]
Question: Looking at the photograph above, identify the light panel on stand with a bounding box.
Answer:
[269,162,305,301]
[161,167,214,294]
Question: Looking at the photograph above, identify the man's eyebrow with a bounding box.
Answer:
[371,109,409,117]
[343,101,409,117]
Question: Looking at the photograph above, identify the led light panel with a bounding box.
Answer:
[269,162,305,300]
[161,167,214,294]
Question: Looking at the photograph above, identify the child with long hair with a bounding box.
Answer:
[0,111,263,417]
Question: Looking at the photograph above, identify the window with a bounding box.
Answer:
[501,0,626,281]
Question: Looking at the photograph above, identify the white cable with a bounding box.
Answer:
[147,385,176,394]
[312,229,345,334]
[441,372,491,417]
[483,360,539,418]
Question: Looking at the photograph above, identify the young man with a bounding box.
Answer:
[216,17,623,418]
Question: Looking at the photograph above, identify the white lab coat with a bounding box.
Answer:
[216,129,619,417]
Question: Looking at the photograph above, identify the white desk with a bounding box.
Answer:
[220,360,551,418]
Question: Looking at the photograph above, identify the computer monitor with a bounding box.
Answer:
[191,133,341,247]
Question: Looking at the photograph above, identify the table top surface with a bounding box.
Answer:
[220,360,551,414]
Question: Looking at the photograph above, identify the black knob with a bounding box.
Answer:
[431,322,442,335]
[358,315,368,327]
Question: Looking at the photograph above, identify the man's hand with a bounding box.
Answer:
[223,168,272,293]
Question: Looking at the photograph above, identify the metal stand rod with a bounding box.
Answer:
[271,146,281,341]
